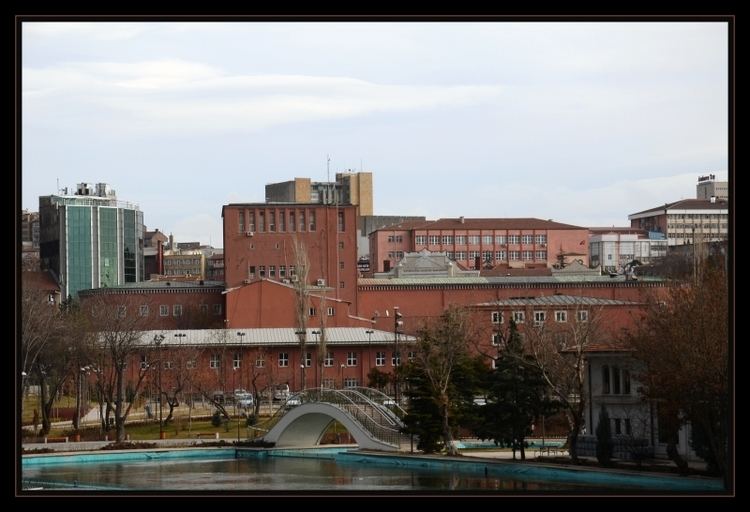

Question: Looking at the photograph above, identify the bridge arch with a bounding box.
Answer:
[262,402,402,451]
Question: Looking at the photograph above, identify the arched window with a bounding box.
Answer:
[602,365,610,394]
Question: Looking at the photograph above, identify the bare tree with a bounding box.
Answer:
[20,276,61,395]
[86,294,156,441]
[292,235,310,390]
[626,260,728,480]
[523,306,605,462]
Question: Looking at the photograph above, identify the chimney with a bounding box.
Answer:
[459,216,465,224]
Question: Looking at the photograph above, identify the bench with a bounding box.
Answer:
[44,436,69,444]
[196,432,220,440]
[534,446,561,457]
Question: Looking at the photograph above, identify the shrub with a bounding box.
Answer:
[211,411,222,427]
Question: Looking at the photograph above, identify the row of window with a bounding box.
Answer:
[238,209,347,233]
[248,264,346,289]
[387,235,404,243]
[491,310,588,325]
[446,250,547,262]
[142,351,417,370]
[164,259,201,266]
[415,234,547,245]
[127,303,223,318]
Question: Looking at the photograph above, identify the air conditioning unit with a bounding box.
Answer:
[246,231,254,237]
[290,275,299,282]
[243,279,251,284]
[282,278,290,284]
[316,278,326,287]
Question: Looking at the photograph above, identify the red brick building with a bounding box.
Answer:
[222,203,359,328]
[78,281,225,330]
[369,217,590,274]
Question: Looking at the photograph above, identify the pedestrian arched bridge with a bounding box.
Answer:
[261,388,409,451]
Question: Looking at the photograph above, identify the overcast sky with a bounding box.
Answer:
[22,22,728,246]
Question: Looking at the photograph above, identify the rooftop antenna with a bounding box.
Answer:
[326,154,331,205]
[56,178,59,194]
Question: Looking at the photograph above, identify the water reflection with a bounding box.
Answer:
[24,456,593,491]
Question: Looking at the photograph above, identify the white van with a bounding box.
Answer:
[273,384,290,401]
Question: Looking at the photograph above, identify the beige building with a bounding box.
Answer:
[163,250,206,279]
[696,174,728,201]
[265,171,373,216]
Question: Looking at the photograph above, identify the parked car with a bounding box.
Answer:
[273,384,290,401]
[235,392,254,409]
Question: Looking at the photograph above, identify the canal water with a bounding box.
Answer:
[23,454,596,491]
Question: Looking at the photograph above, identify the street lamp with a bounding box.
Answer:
[153,334,165,439]
[311,330,321,394]
[295,330,306,391]
[340,363,347,389]
[365,329,374,377]
[393,307,403,403]
[237,331,246,390]
[77,366,91,433]
[232,367,240,443]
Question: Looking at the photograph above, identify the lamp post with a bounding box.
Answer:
[311,330,321,395]
[295,330,306,391]
[393,306,403,404]
[232,367,239,443]
[365,329,374,377]
[237,331,246,390]
[153,334,165,439]
[77,366,91,434]
[340,363,346,389]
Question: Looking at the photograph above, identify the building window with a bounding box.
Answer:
[415,235,426,245]
[269,265,276,278]
[186,359,196,370]
[338,241,344,249]
[455,251,466,261]
[491,358,497,370]
[468,235,480,245]
[338,211,345,232]
[522,251,533,261]
[442,235,453,244]
[309,307,317,317]
[238,210,245,234]
[578,310,589,322]
[258,211,265,232]
[602,365,610,394]
[555,311,567,322]
[233,353,241,369]
[428,235,439,245]
[534,311,546,326]
[305,352,313,367]
[259,265,266,278]
[536,251,547,260]
[340,281,345,289]
[309,210,316,231]
[495,235,506,245]
[614,418,622,435]
[535,234,547,245]
[492,334,501,345]
[299,210,306,232]
[255,356,265,368]
[624,418,632,436]
[521,235,533,244]
[623,369,631,394]
[509,251,520,261]
[392,352,401,367]
[117,305,127,319]
[344,378,358,389]
[140,354,148,369]
[482,235,492,244]
[279,265,286,278]
[278,353,289,367]
[347,352,358,366]
[279,209,286,231]
[455,235,466,245]
[288,211,295,232]
[612,366,621,394]
[139,305,149,317]
[495,250,506,261]
[327,307,335,316]
[269,211,276,232]
[513,311,525,323]
[322,378,335,389]
[339,261,345,270]
[508,235,520,244]
[210,354,220,369]
[483,250,493,262]
[375,352,385,366]
[213,304,222,316]
[173,304,183,317]
[324,352,334,367]
[491,311,503,324]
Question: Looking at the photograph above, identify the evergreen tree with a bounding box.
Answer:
[596,406,614,466]
[475,320,557,460]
